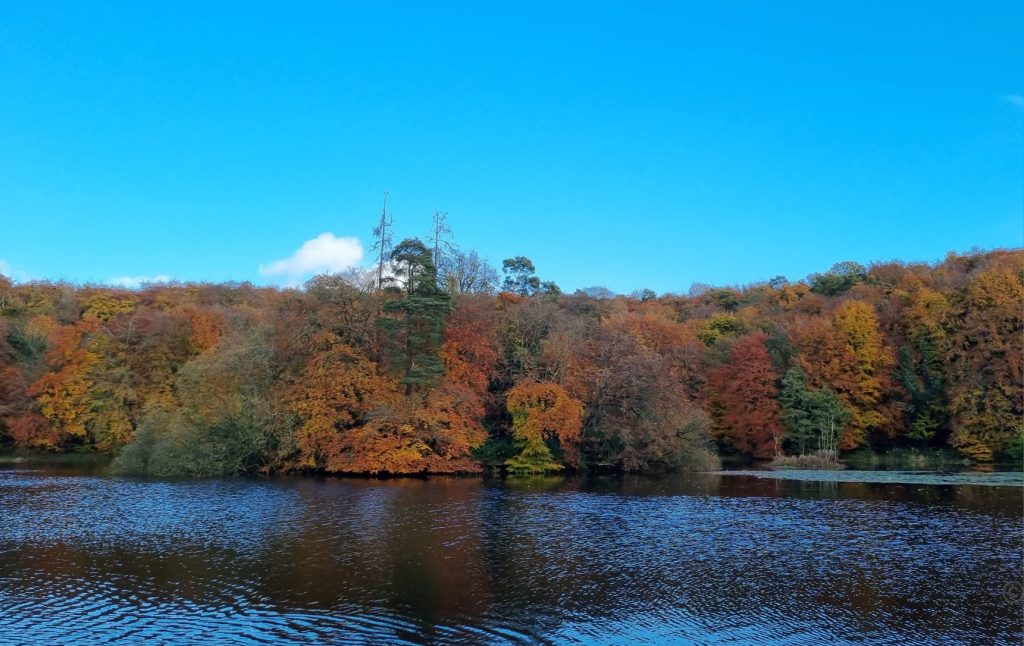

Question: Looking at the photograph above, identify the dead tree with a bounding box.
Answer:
[429,210,453,287]
[371,192,393,290]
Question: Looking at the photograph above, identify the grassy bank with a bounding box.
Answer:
[770,454,845,470]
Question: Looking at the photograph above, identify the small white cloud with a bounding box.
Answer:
[0,259,31,282]
[1003,94,1024,108]
[259,233,364,285]
[107,274,171,288]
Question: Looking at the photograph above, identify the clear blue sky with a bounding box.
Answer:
[2,1,1022,293]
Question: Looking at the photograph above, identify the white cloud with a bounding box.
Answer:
[107,274,171,288]
[259,233,365,285]
[1003,94,1024,109]
[0,259,31,282]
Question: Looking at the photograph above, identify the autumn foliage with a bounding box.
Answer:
[505,382,583,472]
[709,333,782,458]
[0,247,1021,474]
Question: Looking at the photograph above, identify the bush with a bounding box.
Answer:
[111,399,289,477]
[997,435,1024,464]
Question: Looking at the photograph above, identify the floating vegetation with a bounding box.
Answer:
[721,469,1024,487]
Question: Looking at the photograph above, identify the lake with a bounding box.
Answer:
[0,463,1021,644]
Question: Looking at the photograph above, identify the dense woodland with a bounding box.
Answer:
[1,230,1021,476]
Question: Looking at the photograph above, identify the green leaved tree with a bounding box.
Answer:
[779,367,851,457]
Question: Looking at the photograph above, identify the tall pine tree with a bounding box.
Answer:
[379,238,452,394]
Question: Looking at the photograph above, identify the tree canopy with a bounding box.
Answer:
[1,244,1020,475]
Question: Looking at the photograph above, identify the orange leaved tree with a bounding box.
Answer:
[708,332,783,458]
[505,381,583,473]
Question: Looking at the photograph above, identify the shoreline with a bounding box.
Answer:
[3,451,1021,481]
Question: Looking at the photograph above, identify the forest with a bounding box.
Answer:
[1,230,1021,476]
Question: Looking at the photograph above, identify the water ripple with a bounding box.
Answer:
[0,467,1020,645]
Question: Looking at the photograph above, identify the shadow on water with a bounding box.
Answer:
[0,463,1021,644]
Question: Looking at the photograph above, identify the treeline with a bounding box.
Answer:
[0,241,1021,476]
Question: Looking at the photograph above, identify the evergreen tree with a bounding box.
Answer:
[502,256,541,295]
[779,367,851,456]
[379,238,452,393]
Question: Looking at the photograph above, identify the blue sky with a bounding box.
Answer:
[1,1,1021,293]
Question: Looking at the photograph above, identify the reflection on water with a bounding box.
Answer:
[0,465,1021,644]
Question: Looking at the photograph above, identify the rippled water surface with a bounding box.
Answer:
[1,464,1021,644]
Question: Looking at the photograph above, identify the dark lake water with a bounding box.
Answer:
[1,463,1021,645]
